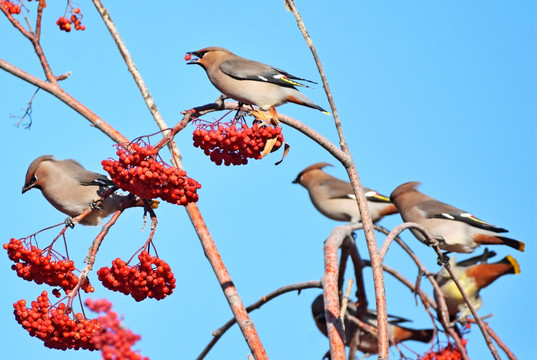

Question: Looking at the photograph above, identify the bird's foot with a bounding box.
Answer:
[233,102,248,121]
[437,252,451,266]
[65,217,76,229]
[90,198,102,210]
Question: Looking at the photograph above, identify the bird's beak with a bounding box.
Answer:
[185,51,200,65]
[21,184,32,194]
[292,177,300,184]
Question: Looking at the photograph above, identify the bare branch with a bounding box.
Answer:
[322,224,359,360]
[197,280,322,360]
[283,2,389,356]
[392,222,501,360]
[91,0,183,167]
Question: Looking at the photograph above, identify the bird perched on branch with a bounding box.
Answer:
[390,181,525,253]
[186,46,329,114]
[311,295,434,355]
[293,162,398,223]
[22,155,157,226]
[435,249,520,320]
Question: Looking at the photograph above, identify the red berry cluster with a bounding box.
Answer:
[102,143,201,206]
[420,340,467,360]
[1,0,21,14]
[192,122,284,166]
[97,251,176,302]
[13,291,101,350]
[56,8,85,32]
[4,238,94,294]
[86,299,149,360]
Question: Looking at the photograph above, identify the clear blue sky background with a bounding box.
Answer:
[1,1,535,359]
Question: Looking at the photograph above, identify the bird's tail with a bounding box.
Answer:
[394,326,434,344]
[286,92,330,115]
[473,233,525,252]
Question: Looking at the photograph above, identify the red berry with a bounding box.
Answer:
[184,53,192,61]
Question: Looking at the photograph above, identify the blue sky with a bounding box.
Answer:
[1,1,535,359]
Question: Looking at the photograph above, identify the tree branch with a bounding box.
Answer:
[323,224,358,360]
[393,222,501,360]
[88,1,268,358]
[197,280,322,360]
[283,2,389,356]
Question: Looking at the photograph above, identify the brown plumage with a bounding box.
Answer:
[293,162,397,223]
[311,295,434,355]
[22,155,157,226]
[186,46,328,113]
[390,181,525,253]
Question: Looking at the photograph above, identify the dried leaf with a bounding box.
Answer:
[261,136,278,157]
[250,106,279,125]
[268,106,279,125]
[275,142,291,165]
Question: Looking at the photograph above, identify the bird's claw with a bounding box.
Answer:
[437,252,451,266]
[65,217,75,229]
[90,199,102,210]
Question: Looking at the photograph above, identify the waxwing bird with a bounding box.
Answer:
[293,162,398,223]
[311,295,434,355]
[434,250,520,320]
[390,181,525,253]
[22,155,156,226]
[186,46,329,113]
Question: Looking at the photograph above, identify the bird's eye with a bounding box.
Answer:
[30,175,37,184]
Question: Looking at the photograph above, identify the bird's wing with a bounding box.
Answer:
[63,159,114,187]
[220,58,316,88]
[456,249,497,266]
[418,199,508,233]
[319,178,355,199]
[322,180,391,204]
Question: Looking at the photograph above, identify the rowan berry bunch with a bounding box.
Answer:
[192,120,284,166]
[4,237,94,294]
[13,291,102,350]
[102,142,201,206]
[56,3,85,32]
[97,250,176,302]
[1,0,21,14]
[86,299,149,360]
[420,340,467,360]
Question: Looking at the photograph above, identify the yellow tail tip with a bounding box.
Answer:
[506,255,521,275]
[322,111,331,116]
[517,241,525,252]
[150,200,160,209]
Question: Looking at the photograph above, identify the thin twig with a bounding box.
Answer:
[89,2,268,357]
[90,0,183,167]
[196,280,322,360]
[340,278,354,320]
[362,260,437,311]
[344,233,369,313]
[397,222,501,360]
[337,238,352,296]
[481,322,518,360]
[284,0,344,147]
[284,2,389,356]
[374,224,469,359]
